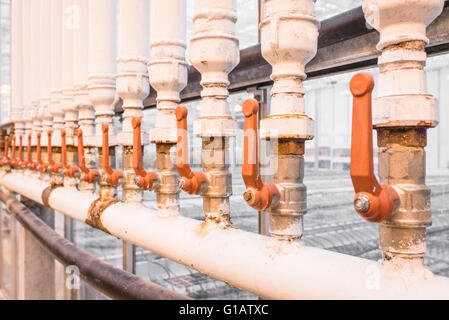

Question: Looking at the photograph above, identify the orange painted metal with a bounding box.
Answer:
[242,98,278,211]
[59,129,79,178]
[175,106,206,195]
[14,135,23,168]
[49,130,64,174]
[76,129,99,184]
[10,136,16,167]
[39,131,53,173]
[101,124,123,186]
[1,136,9,165]
[350,72,399,223]
[131,117,158,190]
[22,134,32,169]
[30,133,42,171]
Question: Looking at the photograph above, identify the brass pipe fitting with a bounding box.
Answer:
[99,124,123,201]
[377,128,430,262]
[242,99,304,241]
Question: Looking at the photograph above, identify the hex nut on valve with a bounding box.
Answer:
[354,194,370,213]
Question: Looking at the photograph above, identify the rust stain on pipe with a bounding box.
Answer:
[377,128,427,148]
[86,198,120,234]
[41,185,62,207]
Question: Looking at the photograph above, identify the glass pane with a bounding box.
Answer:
[186,0,259,53]
[315,0,361,20]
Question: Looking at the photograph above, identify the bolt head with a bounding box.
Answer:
[178,178,185,189]
[243,190,254,203]
[134,176,141,186]
[354,194,371,213]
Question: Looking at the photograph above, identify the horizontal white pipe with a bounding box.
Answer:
[2,172,449,300]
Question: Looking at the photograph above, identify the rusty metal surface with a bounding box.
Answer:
[377,128,427,148]
[0,190,190,300]
[85,198,120,234]
[41,185,62,207]
[275,140,305,156]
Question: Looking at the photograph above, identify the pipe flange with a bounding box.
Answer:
[260,115,314,140]
[193,118,237,137]
[373,95,438,128]
[150,127,178,144]
[84,134,118,148]
[117,131,149,146]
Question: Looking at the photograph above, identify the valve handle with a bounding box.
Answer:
[11,136,16,167]
[350,72,399,223]
[131,117,158,190]
[39,130,52,173]
[175,106,206,195]
[2,136,9,165]
[60,129,78,178]
[23,134,31,168]
[76,129,98,183]
[242,99,278,211]
[49,130,64,174]
[30,133,41,170]
[15,135,23,168]
[101,124,123,186]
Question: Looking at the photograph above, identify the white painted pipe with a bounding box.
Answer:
[50,0,64,138]
[149,0,188,143]
[73,0,94,137]
[259,0,318,140]
[62,0,78,140]
[189,0,239,138]
[22,0,32,138]
[2,172,449,300]
[116,0,150,143]
[11,0,25,137]
[362,0,444,127]
[30,0,41,140]
[40,0,52,137]
[88,0,117,144]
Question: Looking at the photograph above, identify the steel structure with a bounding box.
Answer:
[1,0,449,300]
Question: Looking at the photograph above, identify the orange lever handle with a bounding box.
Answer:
[49,130,64,174]
[350,72,399,223]
[1,136,9,165]
[39,131,53,173]
[60,129,78,178]
[76,129,98,183]
[176,106,206,195]
[11,136,16,167]
[23,134,32,168]
[15,135,23,168]
[242,99,278,211]
[30,133,42,170]
[131,117,158,190]
[101,124,123,186]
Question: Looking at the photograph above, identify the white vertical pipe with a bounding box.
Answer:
[259,0,318,140]
[73,0,93,136]
[116,0,150,142]
[39,0,52,139]
[22,0,32,138]
[149,0,188,143]
[88,0,117,143]
[11,0,25,137]
[30,0,41,140]
[189,0,239,138]
[50,0,64,141]
[62,0,77,140]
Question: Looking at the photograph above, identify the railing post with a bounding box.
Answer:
[16,201,55,300]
